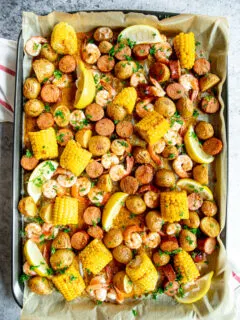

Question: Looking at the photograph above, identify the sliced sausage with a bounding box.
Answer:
[97,55,115,73]
[200,217,220,237]
[94,27,113,42]
[201,96,220,114]
[56,128,74,146]
[161,264,176,282]
[98,40,113,54]
[120,176,139,194]
[133,44,150,60]
[85,103,104,122]
[59,55,76,73]
[166,83,185,100]
[40,84,60,103]
[86,160,104,178]
[114,44,131,60]
[164,280,179,297]
[192,251,207,263]
[116,121,133,138]
[197,237,217,255]
[169,60,181,80]
[160,236,179,252]
[71,231,89,250]
[149,62,170,82]
[193,58,210,76]
[187,193,203,211]
[21,155,39,171]
[36,112,54,129]
[95,118,115,136]
[83,206,101,225]
[202,137,223,155]
[135,164,154,184]
[201,200,218,217]
[87,225,104,239]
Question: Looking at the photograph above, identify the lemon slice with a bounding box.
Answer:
[74,61,96,109]
[177,178,213,200]
[102,192,128,231]
[175,271,214,304]
[184,125,214,164]
[119,25,165,44]
[27,160,58,203]
[24,239,50,277]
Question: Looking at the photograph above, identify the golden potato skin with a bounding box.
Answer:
[176,97,194,119]
[112,244,132,264]
[97,174,113,192]
[18,196,38,217]
[24,99,45,117]
[88,136,111,156]
[133,147,151,164]
[52,232,71,249]
[28,276,53,295]
[40,44,58,62]
[161,145,178,160]
[154,97,176,118]
[193,164,208,185]
[145,210,163,232]
[113,271,133,293]
[126,195,146,215]
[50,249,74,270]
[182,211,200,229]
[195,121,214,140]
[201,201,218,217]
[107,103,127,121]
[114,60,136,80]
[23,78,41,99]
[179,229,197,252]
[155,169,176,187]
[153,251,170,266]
[103,229,123,248]
[32,59,55,83]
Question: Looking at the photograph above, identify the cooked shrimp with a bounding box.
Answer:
[82,41,101,64]
[25,223,42,242]
[109,164,126,182]
[144,191,159,209]
[164,129,181,146]
[25,36,47,56]
[179,74,199,101]
[57,169,77,188]
[172,155,193,178]
[23,261,37,276]
[72,177,92,197]
[69,110,86,129]
[123,225,143,249]
[107,287,125,304]
[42,180,65,199]
[149,76,166,97]
[101,153,119,169]
[165,223,182,236]
[148,138,166,165]
[136,98,154,118]
[86,275,108,302]
[142,232,161,248]
[41,223,59,240]
[111,139,129,156]
[130,72,147,87]
[154,42,172,63]
[95,80,117,106]
[88,186,105,204]
[52,74,73,89]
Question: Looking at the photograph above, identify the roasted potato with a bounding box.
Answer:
[182,211,200,229]
[195,121,214,140]
[23,77,41,99]
[18,196,38,217]
[176,97,194,118]
[114,60,136,80]
[28,276,53,295]
[193,164,208,185]
[52,232,71,249]
[200,217,220,237]
[107,103,127,121]
[99,41,113,54]
[126,195,146,215]
[40,43,58,62]
[51,22,78,55]
[145,210,163,232]
[201,200,218,217]
[154,97,176,118]
[133,147,151,164]
[155,169,176,188]
[88,136,111,156]
[112,244,132,264]
[50,249,74,270]
[161,145,178,160]
[153,251,170,266]
[32,58,55,83]
[113,271,133,293]
[103,229,123,248]
[199,73,220,92]
[179,229,197,251]
[97,174,113,192]
[24,99,45,117]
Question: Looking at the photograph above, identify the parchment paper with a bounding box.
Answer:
[21,11,235,320]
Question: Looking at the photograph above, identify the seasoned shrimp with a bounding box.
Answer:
[42,180,64,199]
[142,232,161,248]
[149,77,166,97]
[130,72,147,87]
[136,98,154,118]
[101,153,119,169]
[144,191,159,209]
[95,80,117,107]
[107,287,125,304]
[41,223,59,240]
[148,138,166,165]
[86,275,108,302]
[23,261,37,276]
[111,139,130,156]
[71,177,92,198]
[88,186,105,204]
[69,110,86,129]
[165,223,182,236]
[154,42,172,63]
[172,155,193,178]
[164,129,182,146]
[52,74,73,89]
[123,225,143,249]
[179,74,199,101]
[25,223,42,242]
[82,41,101,64]
[57,169,77,188]
[25,36,47,56]
[109,156,134,181]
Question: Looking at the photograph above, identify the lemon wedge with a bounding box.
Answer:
[118,25,165,44]
[102,192,128,231]
[27,160,58,203]
[176,178,213,200]
[184,125,214,164]
[74,61,96,109]
[24,239,50,277]
[175,271,214,304]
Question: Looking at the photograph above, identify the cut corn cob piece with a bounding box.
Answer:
[133,268,158,296]
[52,264,85,301]
[29,127,58,160]
[135,111,170,145]
[79,239,112,275]
[173,32,195,69]
[53,196,78,225]
[51,22,78,55]
[174,250,200,284]
[113,87,137,114]
[60,140,92,176]
[126,253,156,282]
[160,191,189,222]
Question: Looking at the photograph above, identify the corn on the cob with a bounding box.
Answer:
[29,127,58,160]
[160,191,189,222]
[79,239,112,275]
[135,111,170,145]
[174,250,200,284]
[52,196,78,225]
[52,264,85,301]
[113,87,137,114]
[126,253,156,282]
[133,268,158,296]
[173,32,195,69]
[51,22,78,55]
[60,140,92,176]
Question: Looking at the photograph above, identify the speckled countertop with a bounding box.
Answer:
[0,1,239,319]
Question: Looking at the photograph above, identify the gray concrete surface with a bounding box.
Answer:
[0,1,239,319]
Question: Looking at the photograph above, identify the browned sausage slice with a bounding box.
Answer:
[71,231,89,250]
[197,237,217,254]
[59,55,76,73]
[21,155,39,171]
[169,60,181,80]
[164,280,179,296]
[86,160,104,178]
[160,236,179,252]
[201,200,217,217]
[116,121,133,138]
[97,55,115,73]
[95,118,115,136]
[149,62,170,82]
[201,96,220,114]
[193,58,210,76]
[83,206,101,225]
[87,225,104,239]
[135,164,154,185]
[120,176,139,194]
[114,44,132,60]
[166,83,185,100]
[202,137,223,155]
[133,44,150,60]
[41,84,60,103]
[161,264,176,282]
[192,251,207,263]
[188,193,203,211]
[85,103,104,122]
[56,128,74,146]
[36,112,54,129]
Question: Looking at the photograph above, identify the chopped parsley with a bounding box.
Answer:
[25,149,33,158]
[186,236,194,245]
[93,74,100,84]
[53,70,62,79]
[56,133,65,143]
[30,265,40,271]
[87,38,95,43]
[127,38,136,49]
[86,268,91,275]
[195,41,201,46]
[170,111,183,128]
[193,109,199,117]
[69,274,78,282]
[114,120,120,124]
[51,247,56,254]
[129,213,136,219]
[63,227,71,233]
[42,78,49,84]
[42,43,48,48]
[20,230,26,238]
[124,55,132,61]
[96,300,102,305]
[159,248,182,255]
[152,287,164,299]
[33,43,40,51]
[132,309,138,317]
[19,273,30,283]
[44,104,51,112]
[47,268,54,276]
[117,140,128,147]
[55,110,65,119]
[177,286,185,298]
[168,153,175,159]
